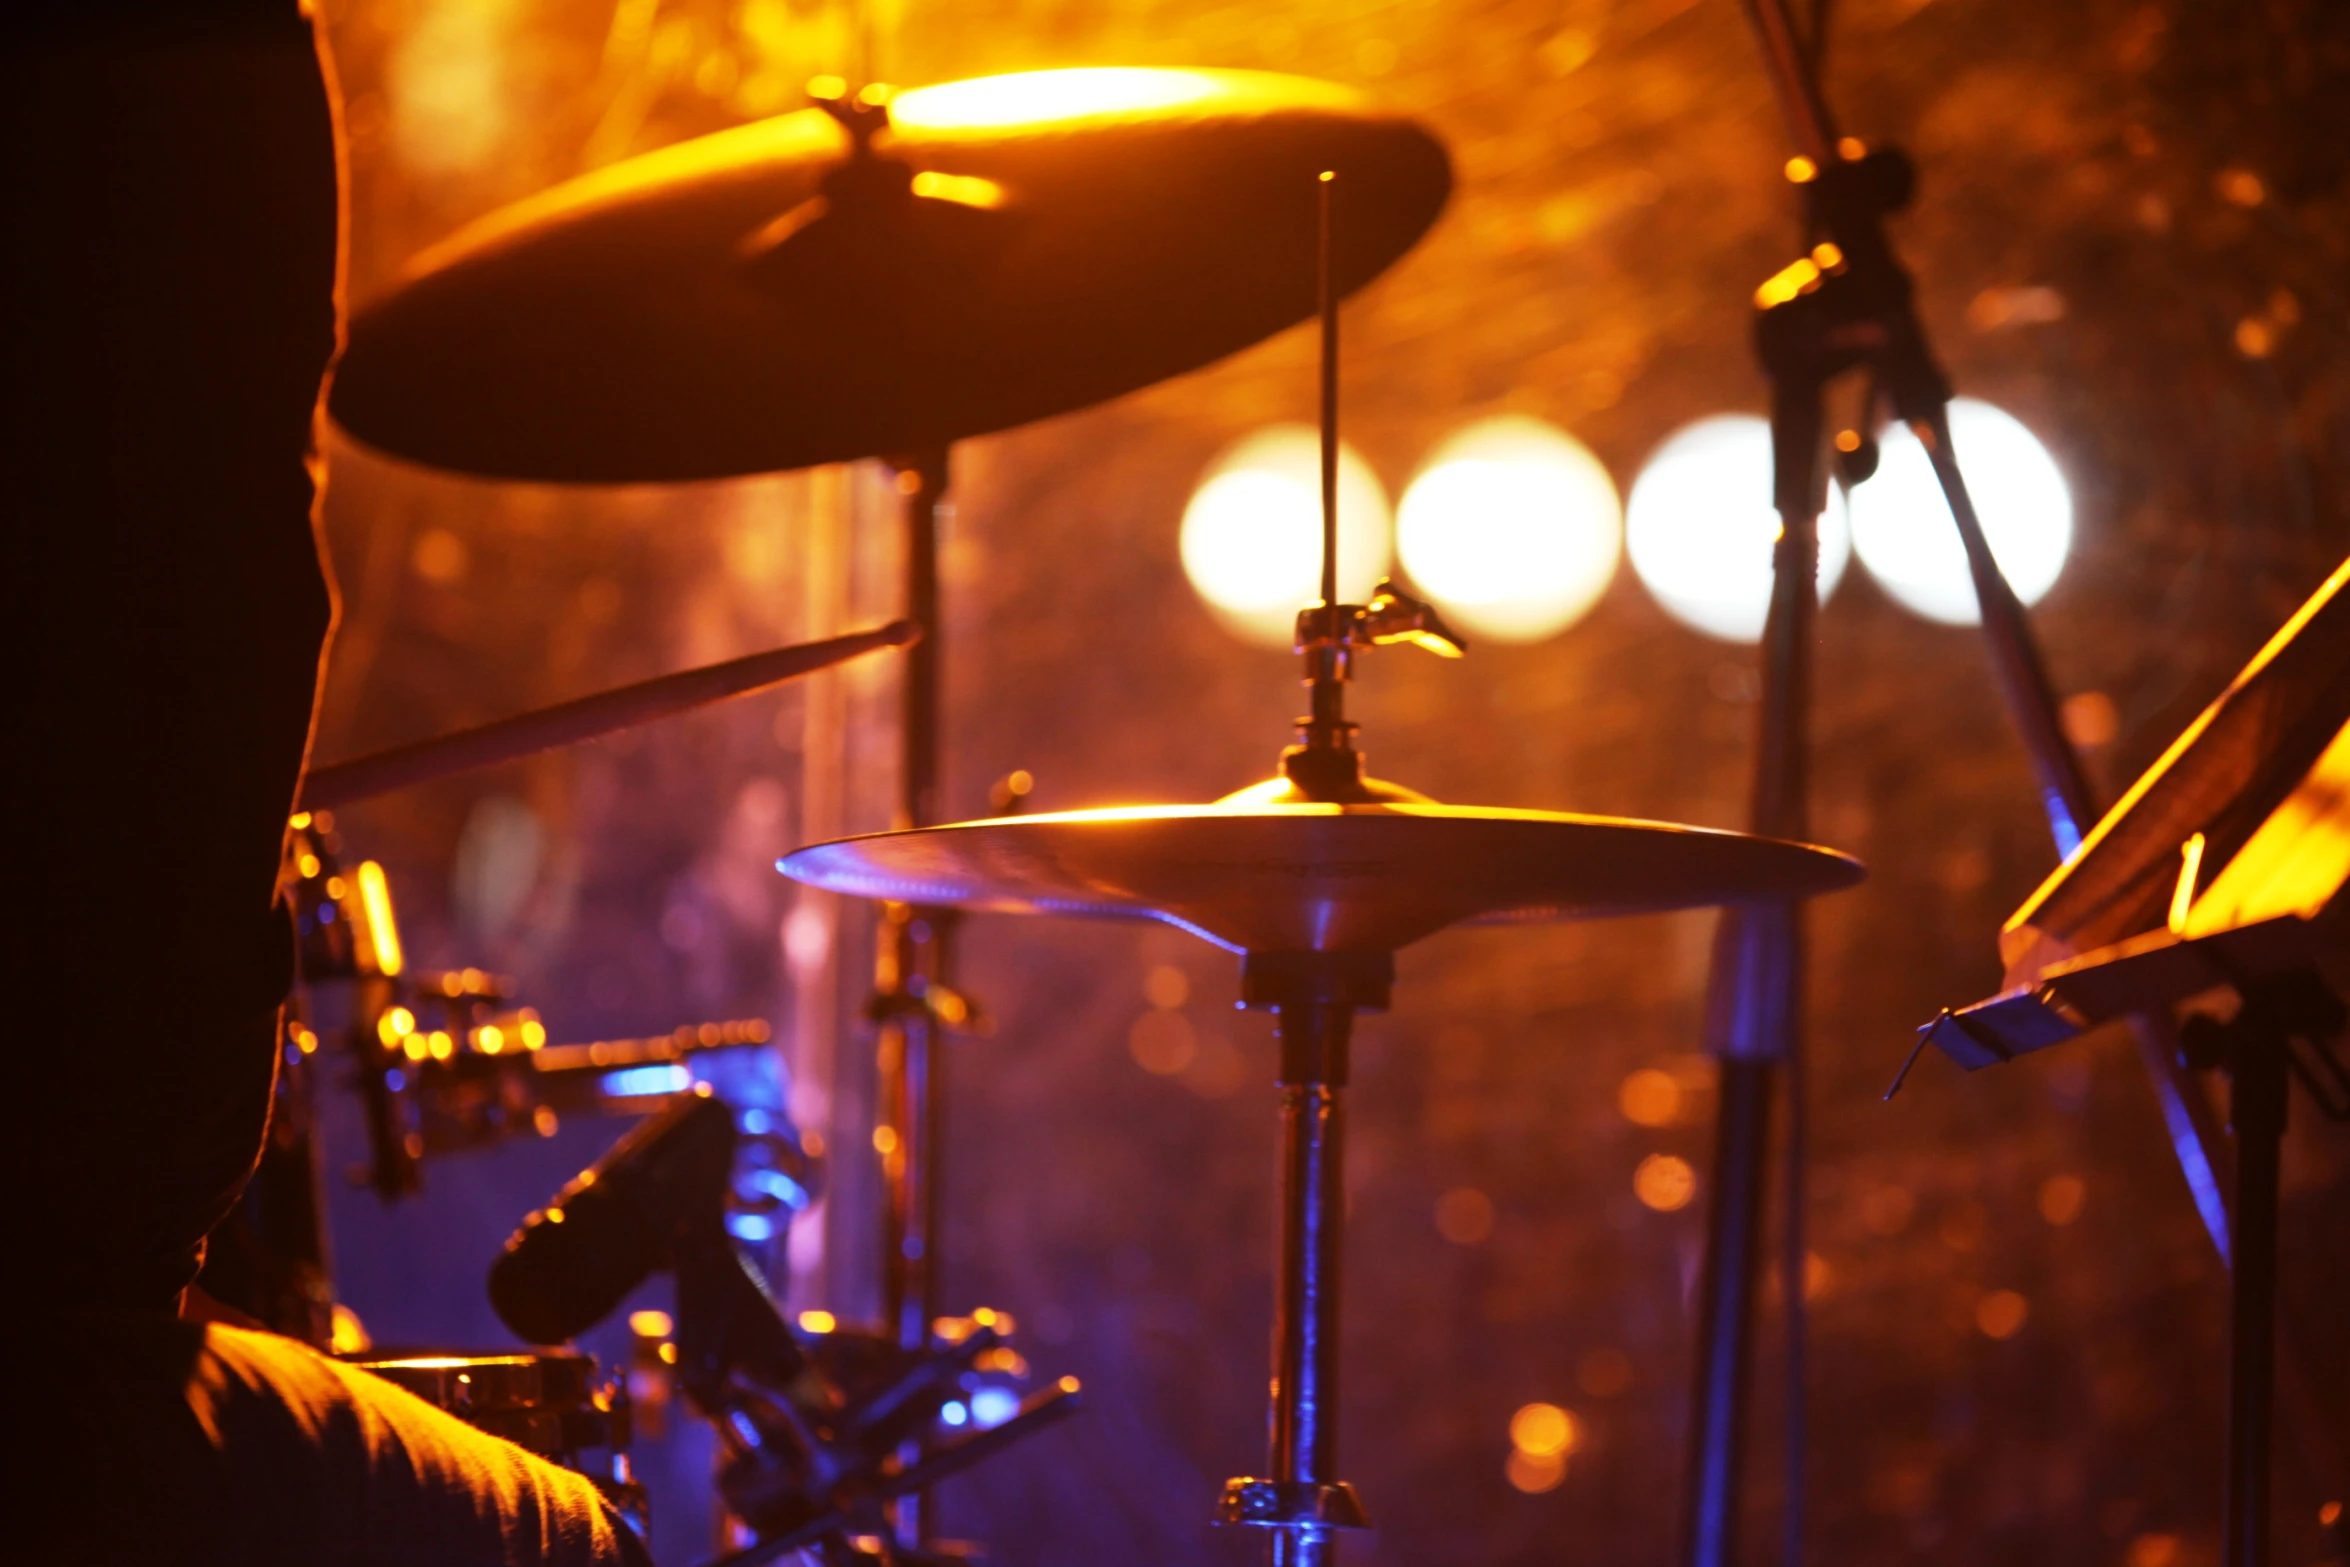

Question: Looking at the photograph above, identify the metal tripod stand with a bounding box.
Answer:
[1681,2,2246,1562]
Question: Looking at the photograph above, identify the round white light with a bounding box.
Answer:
[1848,398,2071,626]
[1625,415,1850,644]
[1395,416,1622,643]
[1180,425,1393,646]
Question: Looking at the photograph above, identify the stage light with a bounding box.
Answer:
[1625,416,1850,643]
[1848,398,2072,625]
[1395,416,1622,642]
[1180,425,1393,646]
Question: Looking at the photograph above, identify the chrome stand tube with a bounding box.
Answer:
[875,448,951,1547]
[1272,1003,1348,1567]
[1220,965,1376,1566]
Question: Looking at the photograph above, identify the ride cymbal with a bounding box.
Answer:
[330,68,1451,483]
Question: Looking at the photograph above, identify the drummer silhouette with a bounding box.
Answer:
[5,5,643,1561]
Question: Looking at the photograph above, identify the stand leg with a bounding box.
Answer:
[2225,1039,2286,1567]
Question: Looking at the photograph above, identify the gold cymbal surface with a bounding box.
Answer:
[776,801,1865,955]
[329,68,1451,482]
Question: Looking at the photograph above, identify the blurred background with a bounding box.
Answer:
[301,1,2348,1564]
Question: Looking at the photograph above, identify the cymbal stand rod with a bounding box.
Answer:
[1285,169,1364,800]
[1272,1001,1347,1567]
[877,446,953,1547]
[899,453,946,836]
[1219,954,1379,1563]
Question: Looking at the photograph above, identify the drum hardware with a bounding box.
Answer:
[344,1346,650,1537]
[488,1089,1080,1567]
[779,171,1862,1567]
[285,816,802,1199]
[1914,559,2350,1567]
[1681,4,2245,1562]
[189,814,407,1343]
[195,814,811,1357]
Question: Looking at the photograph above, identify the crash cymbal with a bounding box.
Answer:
[329,68,1451,483]
[775,797,1864,956]
[299,620,914,809]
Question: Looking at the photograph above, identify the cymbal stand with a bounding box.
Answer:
[876,447,948,1333]
[1217,951,1386,1567]
[871,445,956,1548]
[1214,170,1459,1567]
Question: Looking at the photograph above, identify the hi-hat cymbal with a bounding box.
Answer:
[329,68,1451,483]
[775,800,1864,955]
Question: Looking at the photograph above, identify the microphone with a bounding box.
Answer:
[489,1085,738,1345]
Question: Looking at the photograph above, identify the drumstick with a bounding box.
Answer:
[299,619,916,809]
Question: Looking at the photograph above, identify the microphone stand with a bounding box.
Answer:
[1681,1,2247,1562]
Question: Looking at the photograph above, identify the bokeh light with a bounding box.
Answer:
[1434,1186,1496,1245]
[1395,415,1622,642]
[1180,425,1393,645]
[1127,1011,1196,1075]
[1509,1401,1580,1458]
[1975,1289,2031,1340]
[1617,1067,1681,1127]
[2038,1173,2088,1226]
[1625,415,1851,643]
[1633,1153,1698,1212]
[1849,398,2072,625]
[1506,1449,1568,1493]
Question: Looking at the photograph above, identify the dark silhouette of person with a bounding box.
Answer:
[5,4,648,1560]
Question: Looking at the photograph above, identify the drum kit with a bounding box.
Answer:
[212,14,2339,1567]
[262,54,1859,1565]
